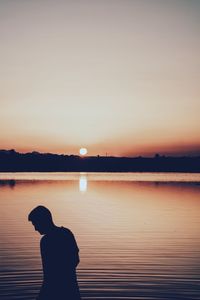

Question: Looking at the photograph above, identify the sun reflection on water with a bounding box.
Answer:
[79,173,87,192]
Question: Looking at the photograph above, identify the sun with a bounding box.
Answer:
[79,148,88,156]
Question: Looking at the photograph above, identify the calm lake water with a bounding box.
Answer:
[0,172,200,300]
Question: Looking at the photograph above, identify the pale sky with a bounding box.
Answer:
[0,0,200,156]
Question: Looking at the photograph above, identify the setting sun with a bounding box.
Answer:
[79,148,87,156]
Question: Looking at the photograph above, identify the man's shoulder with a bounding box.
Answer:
[40,227,75,245]
[40,234,48,247]
[60,226,75,239]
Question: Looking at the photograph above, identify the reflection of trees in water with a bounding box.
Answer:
[153,181,200,188]
[0,180,16,188]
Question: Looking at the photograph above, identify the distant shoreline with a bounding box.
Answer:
[0,150,200,173]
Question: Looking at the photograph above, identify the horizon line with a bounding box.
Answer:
[0,149,200,159]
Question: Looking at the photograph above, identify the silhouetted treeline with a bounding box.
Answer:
[0,150,200,172]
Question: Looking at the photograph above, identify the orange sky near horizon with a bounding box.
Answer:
[0,0,200,157]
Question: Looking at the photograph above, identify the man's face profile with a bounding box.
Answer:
[31,220,47,235]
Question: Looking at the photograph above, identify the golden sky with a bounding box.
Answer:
[0,0,200,156]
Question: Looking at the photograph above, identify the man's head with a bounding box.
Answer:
[28,205,53,235]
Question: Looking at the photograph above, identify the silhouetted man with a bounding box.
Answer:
[28,206,81,300]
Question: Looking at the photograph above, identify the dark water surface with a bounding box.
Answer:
[0,172,200,300]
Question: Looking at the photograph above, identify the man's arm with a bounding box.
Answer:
[36,283,46,300]
[64,228,80,268]
[69,232,80,268]
[36,237,47,300]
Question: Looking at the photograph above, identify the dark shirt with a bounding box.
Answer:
[38,226,81,300]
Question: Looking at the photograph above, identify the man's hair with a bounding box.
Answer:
[28,205,53,222]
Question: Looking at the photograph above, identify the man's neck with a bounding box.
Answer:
[46,223,58,234]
